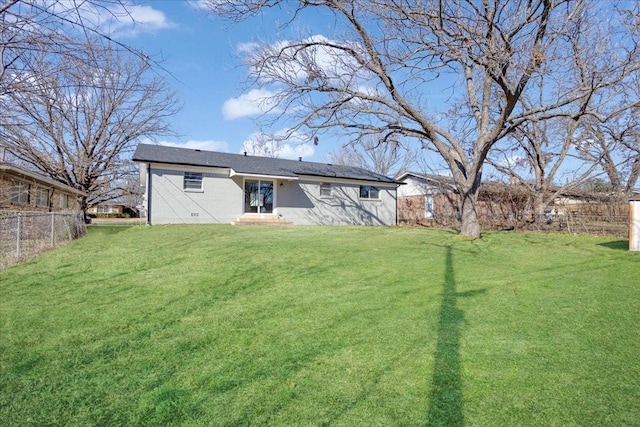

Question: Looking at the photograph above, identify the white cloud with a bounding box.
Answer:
[499,155,527,169]
[126,5,174,31]
[240,34,365,86]
[222,88,281,120]
[158,139,229,152]
[237,42,260,53]
[277,143,315,160]
[70,2,175,37]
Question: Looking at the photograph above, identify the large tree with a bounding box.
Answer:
[203,0,639,238]
[0,39,179,212]
[1,0,177,212]
[575,72,640,198]
[488,2,640,220]
[488,116,603,223]
[578,120,640,198]
[1,0,146,97]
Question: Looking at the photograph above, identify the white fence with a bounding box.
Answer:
[0,212,87,270]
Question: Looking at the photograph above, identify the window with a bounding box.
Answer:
[60,194,69,209]
[97,205,111,213]
[35,188,49,207]
[320,182,332,198]
[11,181,30,204]
[183,172,203,190]
[425,194,434,219]
[359,185,380,200]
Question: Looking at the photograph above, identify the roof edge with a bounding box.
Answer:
[0,163,86,196]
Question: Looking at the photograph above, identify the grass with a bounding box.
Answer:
[1,224,639,426]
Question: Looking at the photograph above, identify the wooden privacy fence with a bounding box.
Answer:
[399,194,630,238]
[0,212,86,270]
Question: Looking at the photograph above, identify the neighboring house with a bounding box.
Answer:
[397,171,628,231]
[86,202,139,217]
[397,172,531,227]
[132,143,400,226]
[87,203,124,215]
[396,172,458,225]
[0,162,84,213]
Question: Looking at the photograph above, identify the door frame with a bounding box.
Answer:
[243,178,276,214]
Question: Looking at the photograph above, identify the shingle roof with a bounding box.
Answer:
[396,171,456,189]
[133,143,399,184]
[0,162,86,195]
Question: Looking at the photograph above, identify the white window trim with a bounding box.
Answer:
[35,187,49,207]
[11,180,30,204]
[183,171,203,191]
[320,182,332,198]
[359,185,380,200]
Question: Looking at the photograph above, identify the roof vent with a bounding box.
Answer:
[244,151,247,156]
[195,149,201,152]
[298,157,302,162]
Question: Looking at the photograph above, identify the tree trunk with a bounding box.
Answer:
[459,190,481,239]
[79,195,88,218]
[532,191,547,224]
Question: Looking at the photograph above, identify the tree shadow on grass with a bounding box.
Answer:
[597,240,629,251]
[426,246,485,427]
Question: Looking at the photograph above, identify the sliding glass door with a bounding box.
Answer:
[244,179,274,214]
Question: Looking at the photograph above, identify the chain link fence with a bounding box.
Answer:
[0,212,87,270]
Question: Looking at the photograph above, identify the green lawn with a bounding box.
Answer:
[1,225,639,426]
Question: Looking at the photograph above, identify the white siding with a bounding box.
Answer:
[147,165,242,224]
[143,162,398,226]
[398,175,442,197]
[277,179,397,226]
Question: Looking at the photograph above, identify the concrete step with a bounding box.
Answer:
[232,215,293,226]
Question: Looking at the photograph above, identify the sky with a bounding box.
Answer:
[111,0,330,162]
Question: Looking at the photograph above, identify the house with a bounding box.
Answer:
[397,171,631,234]
[132,143,400,226]
[396,172,458,225]
[86,202,139,217]
[0,162,84,213]
[396,172,530,227]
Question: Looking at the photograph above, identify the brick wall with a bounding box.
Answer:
[0,173,81,213]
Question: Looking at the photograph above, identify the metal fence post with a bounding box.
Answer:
[16,213,21,259]
[51,212,55,247]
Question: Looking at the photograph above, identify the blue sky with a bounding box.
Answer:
[112,1,330,161]
[102,1,635,187]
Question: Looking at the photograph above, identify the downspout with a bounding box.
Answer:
[49,187,54,212]
[146,163,152,225]
[395,184,399,226]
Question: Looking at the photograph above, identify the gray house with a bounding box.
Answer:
[133,143,400,226]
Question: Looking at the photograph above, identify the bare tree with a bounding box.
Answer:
[488,1,640,220]
[241,133,284,158]
[203,0,639,238]
[488,116,605,223]
[1,0,149,97]
[328,136,415,177]
[0,38,179,213]
[575,76,640,198]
